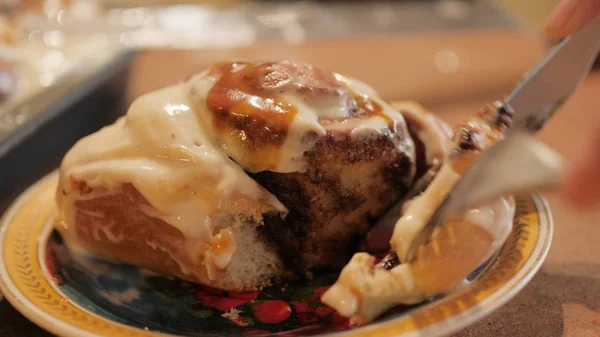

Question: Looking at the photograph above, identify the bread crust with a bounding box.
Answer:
[64,182,288,292]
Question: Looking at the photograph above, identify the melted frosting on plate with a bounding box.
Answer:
[321,193,515,325]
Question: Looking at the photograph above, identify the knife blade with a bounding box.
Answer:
[508,17,600,132]
[369,17,600,260]
[401,18,600,262]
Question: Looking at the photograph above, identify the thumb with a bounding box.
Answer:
[545,0,600,39]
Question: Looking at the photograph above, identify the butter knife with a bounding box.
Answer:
[369,17,600,260]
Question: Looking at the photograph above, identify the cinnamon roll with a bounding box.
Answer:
[57,60,431,291]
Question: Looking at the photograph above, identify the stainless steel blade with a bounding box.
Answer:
[403,132,564,262]
[508,17,600,131]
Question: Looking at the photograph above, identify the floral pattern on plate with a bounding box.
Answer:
[46,230,422,336]
[0,172,553,337]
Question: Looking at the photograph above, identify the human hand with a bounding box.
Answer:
[546,0,600,39]
[545,0,600,207]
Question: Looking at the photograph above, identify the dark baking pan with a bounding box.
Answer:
[0,50,135,212]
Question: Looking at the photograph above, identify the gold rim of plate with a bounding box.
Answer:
[0,171,553,337]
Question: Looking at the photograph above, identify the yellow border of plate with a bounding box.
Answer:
[0,172,552,337]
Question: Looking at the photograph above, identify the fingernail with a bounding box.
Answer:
[546,0,578,36]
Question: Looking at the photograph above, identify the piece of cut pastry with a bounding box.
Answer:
[322,104,515,324]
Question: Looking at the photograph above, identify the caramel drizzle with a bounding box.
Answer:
[206,62,398,171]
[206,62,298,172]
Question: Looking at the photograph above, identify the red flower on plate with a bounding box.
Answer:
[291,301,319,324]
[275,325,325,336]
[229,291,260,300]
[330,312,351,331]
[251,300,292,324]
[313,286,330,301]
[244,329,272,336]
[45,241,65,285]
[315,306,335,317]
[232,316,250,327]
[194,288,259,312]
[199,285,225,295]
[291,301,312,313]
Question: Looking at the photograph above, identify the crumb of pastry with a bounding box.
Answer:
[222,308,242,320]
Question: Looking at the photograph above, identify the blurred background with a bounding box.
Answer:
[0,0,576,231]
[0,0,561,121]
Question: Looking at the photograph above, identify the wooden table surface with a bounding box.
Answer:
[1,29,600,336]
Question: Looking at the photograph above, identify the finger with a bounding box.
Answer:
[559,128,600,207]
[545,0,600,39]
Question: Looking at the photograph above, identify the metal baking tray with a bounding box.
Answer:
[16,0,521,49]
[0,50,135,212]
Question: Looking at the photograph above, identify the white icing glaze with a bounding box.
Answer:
[333,75,410,137]
[275,93,326,172]
[392,164,461,261]
[187,63,413,173]
[57,83,287,277]
[277,74,414,172]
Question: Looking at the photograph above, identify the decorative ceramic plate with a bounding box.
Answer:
[0,172,552,337]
